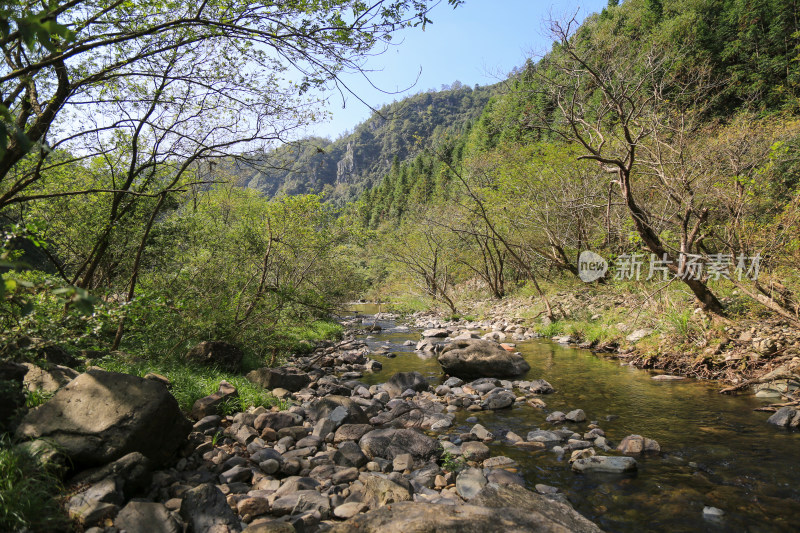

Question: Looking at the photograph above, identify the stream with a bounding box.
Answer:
[346,304,800,533]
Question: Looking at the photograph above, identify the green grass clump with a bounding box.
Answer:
[0,438,67,532]
[537,320,564,337]
[97,357,288,413]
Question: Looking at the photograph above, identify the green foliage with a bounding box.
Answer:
[97,355,288,413]
[0,437,67,532]
[24,387,54,409]
[439,448,464,473]
[538,321,565,338]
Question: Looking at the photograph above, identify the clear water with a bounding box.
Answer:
[347,305,800,532]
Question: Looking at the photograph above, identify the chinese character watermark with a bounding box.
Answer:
[578,251,761,283]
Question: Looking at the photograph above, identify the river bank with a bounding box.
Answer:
[382,286,800,401]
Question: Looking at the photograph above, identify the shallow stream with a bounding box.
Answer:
[347,304,800,533]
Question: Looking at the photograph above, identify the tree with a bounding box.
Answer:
[538,15,728,315]
[0,0,464,206]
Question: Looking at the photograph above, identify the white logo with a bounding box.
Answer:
[578,251,608,283]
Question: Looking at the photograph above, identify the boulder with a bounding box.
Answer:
[246,367,310,392]
[437,340,530,379]
[271,490,331,519]
[186,340,243,372]
[359,428,440,463]
[461,441,490,462]
[767,406,800,428]
[191,380,238,420]
[383,371,429,398]
[180,483,241,532]
[456,467,487,499]
[471,483,603,533]
[616,434,661,454]
[362,473,413,507]
[68,452,153,498]
[22,362,79,393]
[571,455,637,474]
[16,370,191,468]
[308,396,368,425]
[114,501,182,533]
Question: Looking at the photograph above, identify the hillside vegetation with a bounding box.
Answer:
[236,83,495,204]
[354,0,800,373]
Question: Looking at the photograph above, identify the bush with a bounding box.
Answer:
[0,437,67,532]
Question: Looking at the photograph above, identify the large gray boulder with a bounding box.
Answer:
[359,428,440,463]
[437,339,530,379]
[16,370,191,468]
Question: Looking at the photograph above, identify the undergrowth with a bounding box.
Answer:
[0,436,67,532]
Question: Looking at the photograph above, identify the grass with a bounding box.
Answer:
[0,437,68,532]
[537,320,565,337]
[97,356,289,413]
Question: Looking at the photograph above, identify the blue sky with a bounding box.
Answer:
[303,0,609,140]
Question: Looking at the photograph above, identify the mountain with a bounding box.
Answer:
[235,83,496,204]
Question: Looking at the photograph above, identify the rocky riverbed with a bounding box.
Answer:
[6,307,800,532]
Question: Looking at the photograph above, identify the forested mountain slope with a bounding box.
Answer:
[237,83,495,203]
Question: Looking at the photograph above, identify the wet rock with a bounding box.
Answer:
[703,506,725,519]
[180,483,241,532]
[526,429,562,443]
[359,428,440,463]
[192,380,238,420]
[546,411,566,423]
[571,455,637,473]
[16,370,191,468]
[461,441,490,462]
[383,371,429,398]
[246,367,310,392]
[438,339,530,379]
[470,424,493,440]
[481,390,515,410]
[617,434,661,454]
[651,375,685,381]
[456,467,487,499]
[565,409,586,423]
[422,328,450,338]
[186,340,243,372]
[114,501,182,533]
[486,469,525,486]
[767,406,800,428]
